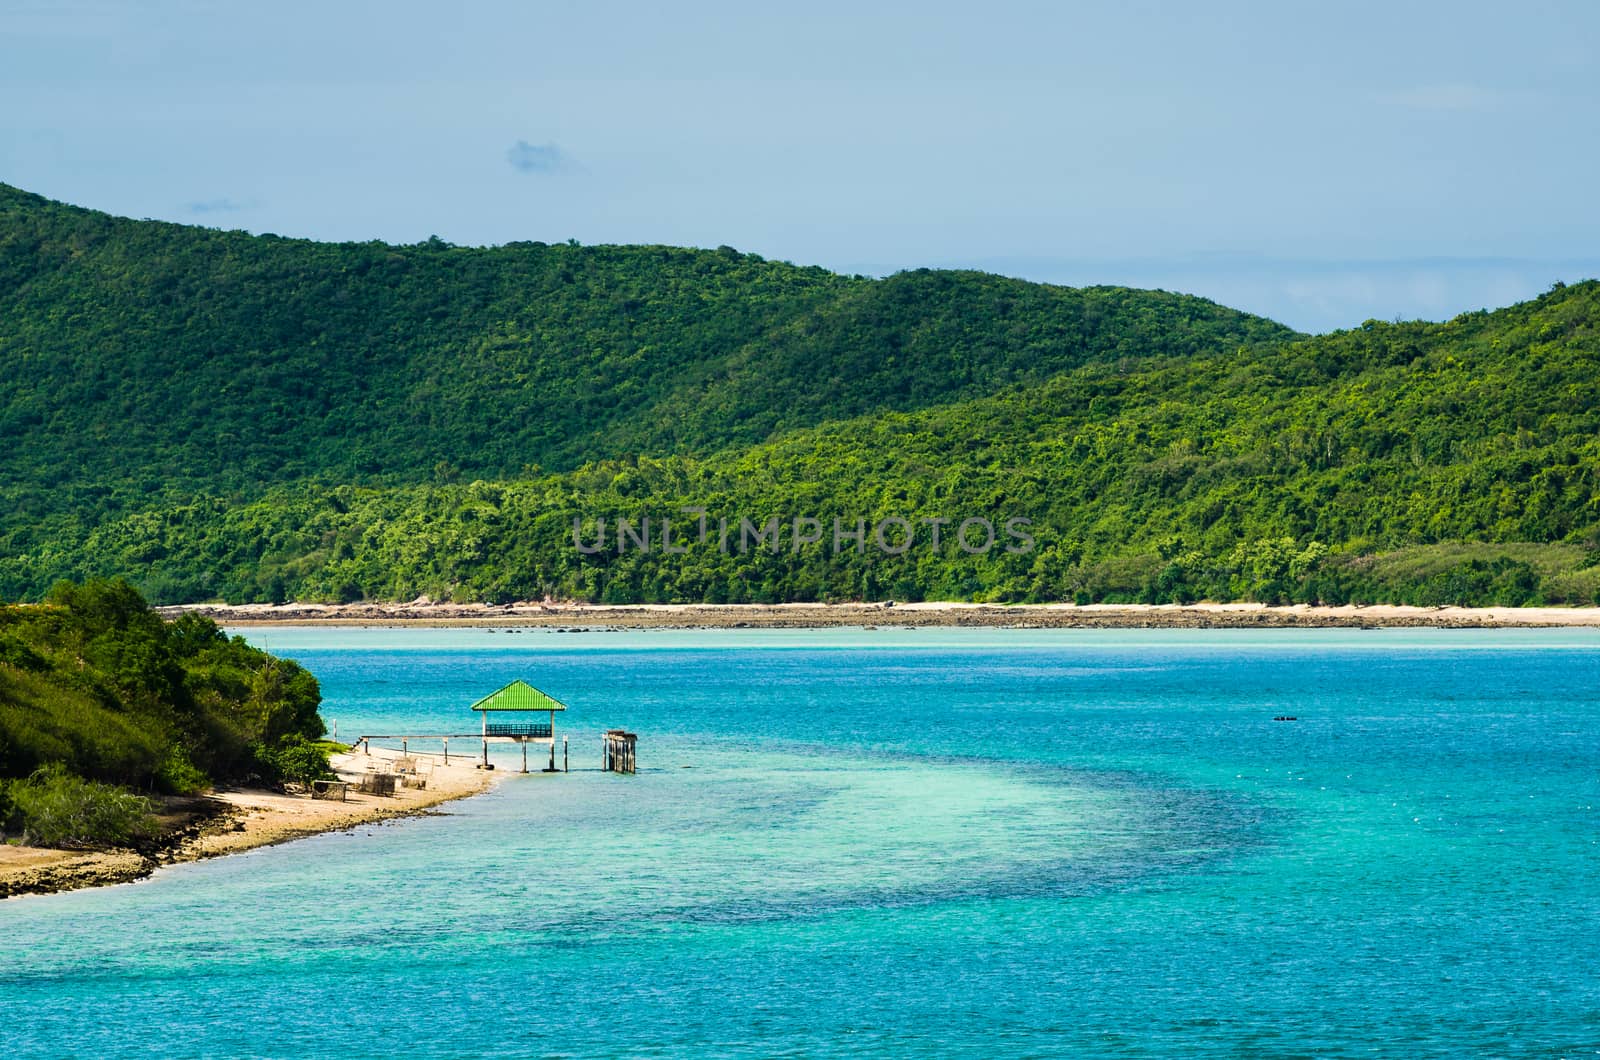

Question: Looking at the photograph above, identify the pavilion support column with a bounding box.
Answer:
[522,743,528,774]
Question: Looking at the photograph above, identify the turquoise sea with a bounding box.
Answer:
[3,627,1598,1058]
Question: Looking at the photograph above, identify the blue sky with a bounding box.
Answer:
[2,0,1596,332]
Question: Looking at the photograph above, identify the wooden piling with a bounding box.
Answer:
[602,729,637,775]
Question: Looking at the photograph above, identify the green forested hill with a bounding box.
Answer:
[8,280,1599,608]
[0,184,1292,535]
[3,186,1598,608]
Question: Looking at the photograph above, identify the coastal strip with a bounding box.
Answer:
[0,748,500,900]
[159,600,1600,629]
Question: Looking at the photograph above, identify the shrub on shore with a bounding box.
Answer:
[255,735,335,788]
[2,765,157,849]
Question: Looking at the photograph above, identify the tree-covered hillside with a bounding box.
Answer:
[4,187,1598,608]
[0,579,324,789]
[8,281,1598,608]
[0,184,1293,546]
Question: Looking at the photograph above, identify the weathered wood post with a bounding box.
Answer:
[601,730,637,774]
[521,742,528,774]
[563,735,569,773]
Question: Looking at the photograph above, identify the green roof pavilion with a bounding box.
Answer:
[470,680,567,771]
[470,679,568,715]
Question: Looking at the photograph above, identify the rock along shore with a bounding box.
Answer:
[0,748,499,900]
[158,600,1600,629]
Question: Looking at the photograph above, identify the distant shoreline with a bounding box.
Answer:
[158,600,1600,629]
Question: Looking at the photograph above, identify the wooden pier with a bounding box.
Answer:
[602,729,637,774]
[353,680,632,778]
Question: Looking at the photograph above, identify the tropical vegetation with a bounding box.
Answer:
[0,578,327,846]
[2,185,1599,609]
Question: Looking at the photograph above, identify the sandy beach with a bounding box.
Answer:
[159,599,1600,629]
[0,747,501,900]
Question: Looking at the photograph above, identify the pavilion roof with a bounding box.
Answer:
[470,679,568,712]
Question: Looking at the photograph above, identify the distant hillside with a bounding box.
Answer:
[0,185,1293,545]
[8,281,1598,608]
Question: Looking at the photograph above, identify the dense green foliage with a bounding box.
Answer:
[1,764,158,849]
[256,736,338,787]
[0,183,1292,562]
[8,281,1598,608]
[3,187,1598,607]
[0,579,325,791]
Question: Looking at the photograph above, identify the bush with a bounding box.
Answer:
[255,735,334,787]
[154,744,210,795]
[7,765,158,849]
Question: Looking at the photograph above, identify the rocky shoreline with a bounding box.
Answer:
[157,600,1600,629]
[0,749,499,900]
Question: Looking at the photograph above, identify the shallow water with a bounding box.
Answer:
[3,628,1598,1057]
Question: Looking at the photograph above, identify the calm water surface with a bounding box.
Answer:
[2,627,1598,1057]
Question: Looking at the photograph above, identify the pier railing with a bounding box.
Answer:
[485,722,553,739]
